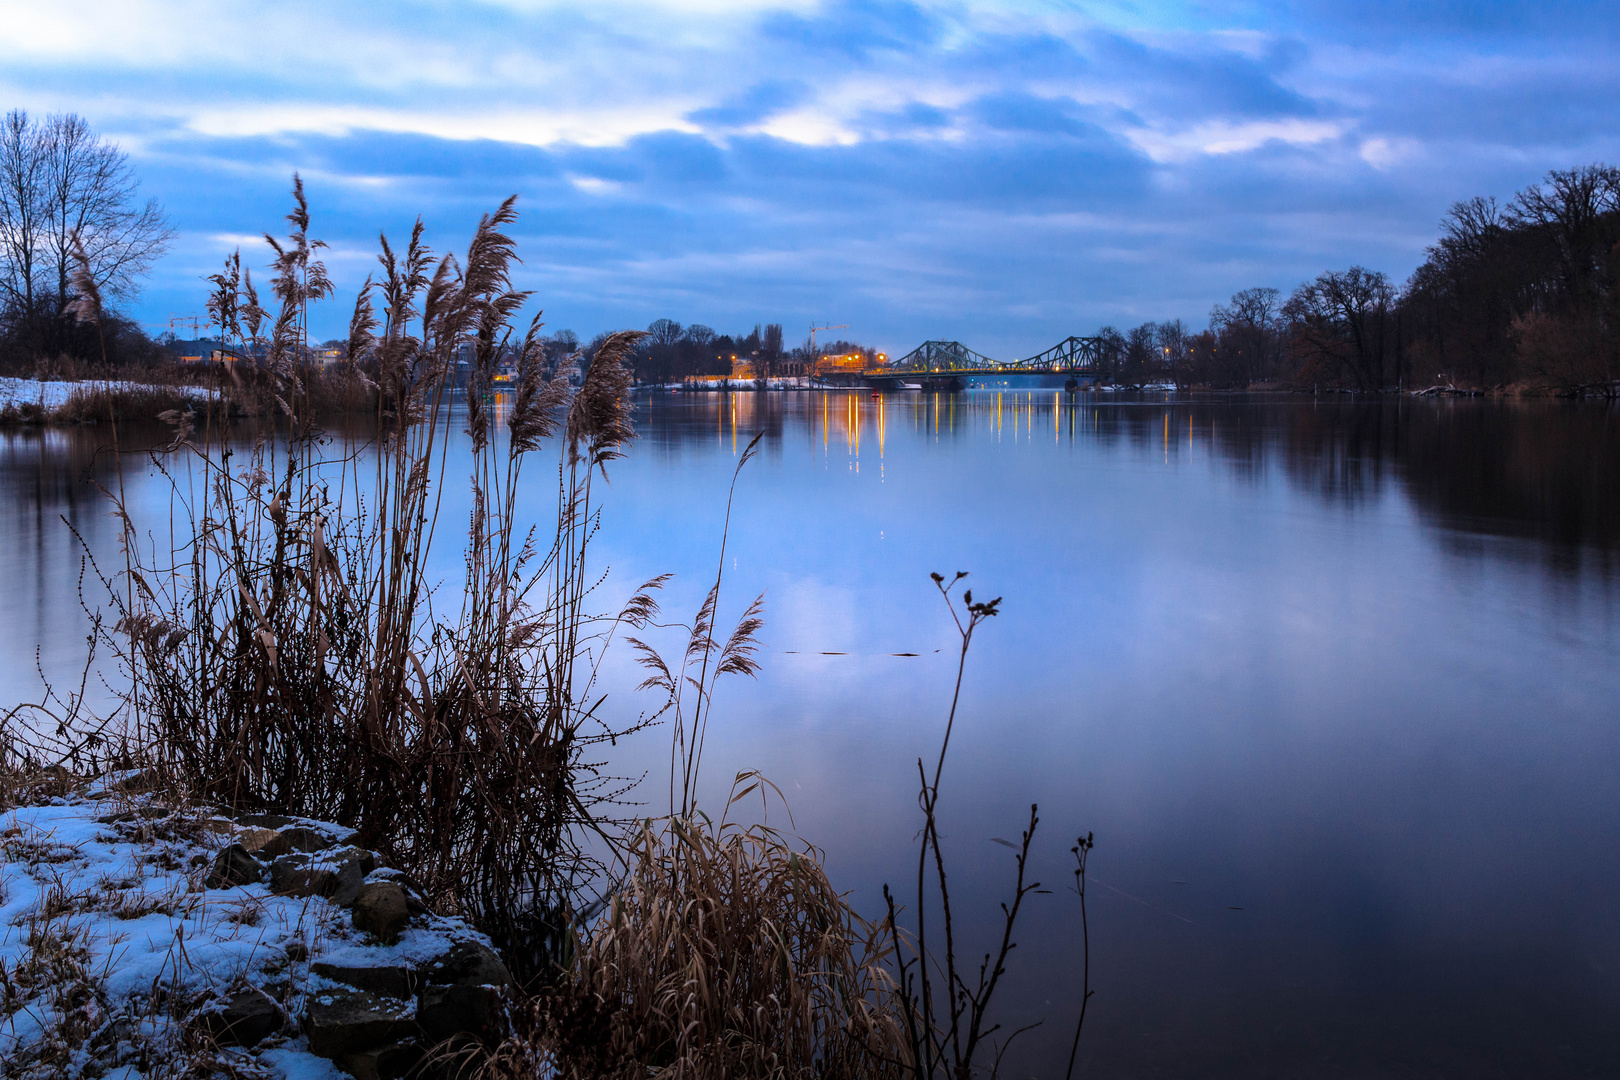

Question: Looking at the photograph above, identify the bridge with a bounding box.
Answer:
[813,336,1109,389]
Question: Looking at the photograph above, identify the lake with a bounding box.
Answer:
[3,388,1618,1077]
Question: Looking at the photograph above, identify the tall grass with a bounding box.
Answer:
[46,179,673,982]
[486,777,911,1080]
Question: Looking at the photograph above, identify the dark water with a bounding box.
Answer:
[3,390,1618,1077]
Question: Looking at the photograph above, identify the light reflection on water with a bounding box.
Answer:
[3,389,1619,1077]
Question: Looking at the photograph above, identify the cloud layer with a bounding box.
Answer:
[4,0,1616,355]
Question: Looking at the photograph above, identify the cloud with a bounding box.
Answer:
[2,0,1615,353]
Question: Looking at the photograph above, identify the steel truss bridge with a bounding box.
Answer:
[806,338,1108,389]
[886,336,1106,375]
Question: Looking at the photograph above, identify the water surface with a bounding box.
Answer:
[3,390,1617,1077]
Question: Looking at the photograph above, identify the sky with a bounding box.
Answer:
[3,0,1617,358]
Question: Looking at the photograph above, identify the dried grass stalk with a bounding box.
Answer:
[485,789,911,1080]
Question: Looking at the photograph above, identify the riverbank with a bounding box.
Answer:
[0,377,221,426]
[0,769,510,1078]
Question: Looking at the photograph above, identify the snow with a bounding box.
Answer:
[0,779,497,1077]
[0,378,217,411]
[258,1047,349,1079]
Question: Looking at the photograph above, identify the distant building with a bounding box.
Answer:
[817,352,867,373]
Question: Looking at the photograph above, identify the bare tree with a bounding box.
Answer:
[647,317,683,349]
[1283,267,1396,391]
[758,322,784,381]
[0,110,172,358]
[1156,318,1190,385]
[0,110,45,316]
[1210,286,1284,385]
[1508,165,1620,313]
[39,113,172,310]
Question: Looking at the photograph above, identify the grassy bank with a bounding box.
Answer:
[0,375,223,426]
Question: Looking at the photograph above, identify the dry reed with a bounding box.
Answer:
[26,176,665,986]
[482,778,910,1080]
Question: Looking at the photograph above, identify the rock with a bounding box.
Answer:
[303,988,415,1058]
[269,854,335,898]
[237,812,298,830]
[312,961,416,999]
[116,768,162,793]
[331,857,367,907]
[417,983,507,1046]
[237,827,281,855]
[422,940,512,987]
[206,844,266,889]
[270,847,375,899]
[254,825,337,858]
[335,1040,424,1080]
[410,942,511,1049]
[200,988,284,1047]
[352,882,410,943]
[338,846,379,875]
[279,825,336,852]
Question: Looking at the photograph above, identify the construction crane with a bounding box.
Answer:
[809,323,849,364]
[148,313,205,340]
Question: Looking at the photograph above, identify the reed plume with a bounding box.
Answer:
[63,232,102,328]
[346,276,378,364]
[566,329,642,472]
[510,314,571,455]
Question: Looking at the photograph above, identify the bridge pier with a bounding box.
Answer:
[921,375,965,393]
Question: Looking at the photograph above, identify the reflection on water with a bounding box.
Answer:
[3,391,1619,1077]
[663,389,1620,569]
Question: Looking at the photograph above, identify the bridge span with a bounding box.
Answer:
[813,336,1109,390]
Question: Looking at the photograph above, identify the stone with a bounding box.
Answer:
[421,940,512,988]
[334,1040,424,1080]
[236,827,281,855]
[270,847,375,899]
[330,858,367,907]
[352,882,410,943]
[303,988,415,1058]
[269,854,335,898]
[278,826,336,852]
[417,983,507,1046]
[200,988,283,1047]
[337,846,380,875]
[236,812,298,830]
[312,961,416,999]
[254,825,337,858]
[116,768,162,793]
[205,844,266,889]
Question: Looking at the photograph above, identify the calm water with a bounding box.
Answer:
[3,389,1619,1077]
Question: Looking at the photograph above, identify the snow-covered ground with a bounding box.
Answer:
[0,378,216,412]
[0,777,501,1078]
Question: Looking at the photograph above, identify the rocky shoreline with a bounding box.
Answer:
[0,773,510,1079]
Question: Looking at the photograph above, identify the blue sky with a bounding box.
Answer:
[3,0,1617,357]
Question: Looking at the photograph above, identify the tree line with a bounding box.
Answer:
[613,165,1618,394]
[4,108,1614,394]
[625,320,823,383]
[1110,164,1619,393]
